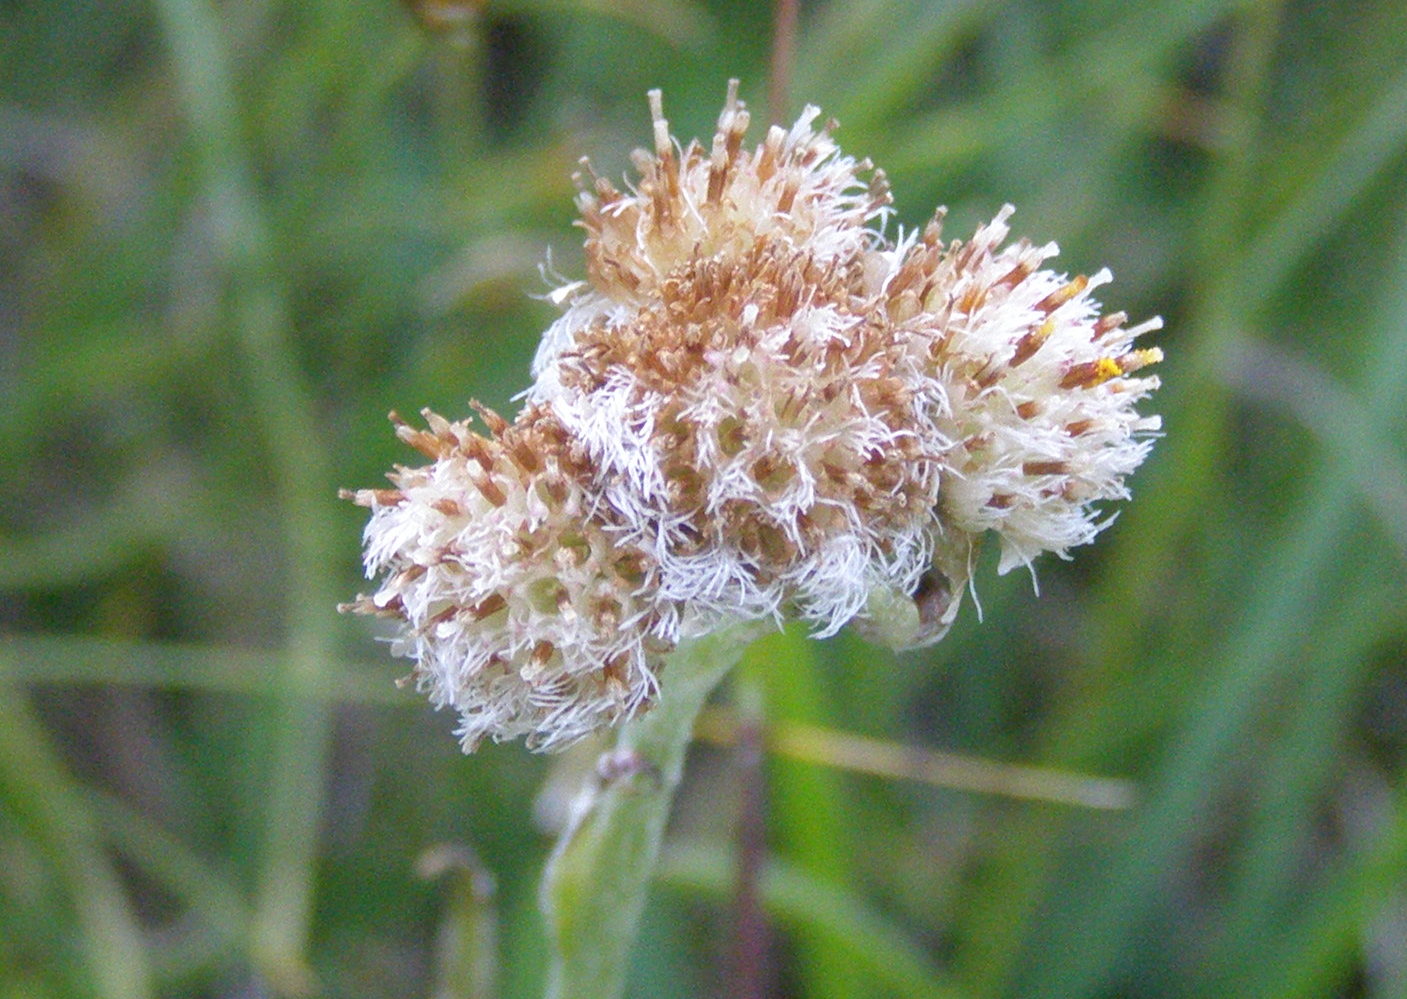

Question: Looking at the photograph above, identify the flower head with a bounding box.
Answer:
[881,205,1163,577]
[344,83,1162,750]
[342,405,680,750]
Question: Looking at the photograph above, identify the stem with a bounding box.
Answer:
[540,622,767,999]
[418,845,499,999]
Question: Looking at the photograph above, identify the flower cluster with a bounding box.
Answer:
[343,82,1162,750]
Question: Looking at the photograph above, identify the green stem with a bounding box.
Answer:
[419,845,499,999]
[539,623,766,999]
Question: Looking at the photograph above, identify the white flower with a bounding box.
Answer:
[344,83,1163,749]
[342,406,679,751]
[882,206,1163,576]
[529,85,940,640]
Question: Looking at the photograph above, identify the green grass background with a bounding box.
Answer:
[3,0,1406,996]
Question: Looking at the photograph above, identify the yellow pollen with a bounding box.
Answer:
[1093,356,1122,383]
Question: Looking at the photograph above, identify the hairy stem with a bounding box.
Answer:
[540,623,766,999]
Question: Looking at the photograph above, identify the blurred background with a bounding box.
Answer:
[3,0,1406,996]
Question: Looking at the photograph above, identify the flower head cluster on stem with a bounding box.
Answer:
[343,81,1163,750]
